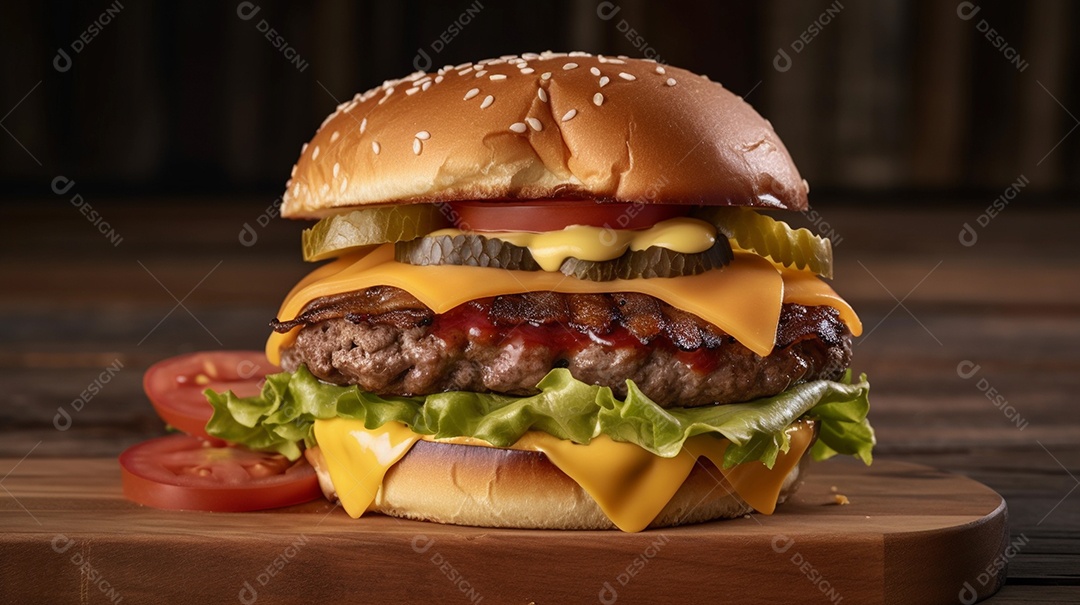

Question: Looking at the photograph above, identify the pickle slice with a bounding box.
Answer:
[395,233,542,270]
[559,238,732,281]
[396,233,732,281]
[302,205,449,262]
[694,207,833,278]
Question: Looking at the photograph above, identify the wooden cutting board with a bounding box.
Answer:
[0,457,1008,605]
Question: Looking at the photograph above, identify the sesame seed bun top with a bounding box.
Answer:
[281,51,809,219]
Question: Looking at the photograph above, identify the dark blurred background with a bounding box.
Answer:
[1,0,1077,200]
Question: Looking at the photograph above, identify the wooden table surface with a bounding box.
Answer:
[1,199,1078,603]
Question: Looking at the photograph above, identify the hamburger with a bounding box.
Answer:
[205,51,873,532]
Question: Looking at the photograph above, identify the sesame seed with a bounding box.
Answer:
[489,74,507,81]
[563,62,578,70]
[541,72,552,80]
[333,163,340,178]
[802,179,811,194]
[666,78,677,86]
[320,183,330,195]
[312,146,320,159]
[405,87,419,95]
[590,67,601,76]
[561,109,577,122]
[608,58,626,64]
[525,117,543,131]
[509,122,527,133]
[474,70,487,78]
[655,65,666,74]
[415,130,430,140]
[372,141,381,154]
[290,164,297,177]
[454,62,472,70]
[537,88,548,103]
[330,131,340,143]
[480,95,494,109]
[293,183,300,196]
[520,67,535,74]
[599,76,610,87]
[360,118,367,133]
[523,52,540,60]
[464,88,480,100]
[301,142,308,154]
[421,81,432,91]
[434,75,444,83]
[593,93,604,106]
[458,67,473,75]
[413,139,422,155]
[619,72,636,81]
[340,178,348,193]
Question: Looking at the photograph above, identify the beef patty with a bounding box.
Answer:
[274,287,852,408]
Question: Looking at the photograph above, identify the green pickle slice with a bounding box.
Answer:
[395,233,733,281]
[694,207,833,278]
[395,233,542,271]
[302,204,449,262]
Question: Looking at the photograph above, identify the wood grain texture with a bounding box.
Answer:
[0,457,1006,605]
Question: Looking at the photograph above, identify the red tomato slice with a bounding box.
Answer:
[119,435,321,511]
[449,200,687,232]
[144,351,280,438]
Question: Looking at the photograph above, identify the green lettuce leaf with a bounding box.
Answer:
[205,367,873,468]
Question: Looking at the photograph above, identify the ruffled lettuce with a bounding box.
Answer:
[205,367,873,468]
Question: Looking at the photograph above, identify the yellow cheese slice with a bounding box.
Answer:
[313,419,421,518]
[313,418,813,532]
[267,245,861,364]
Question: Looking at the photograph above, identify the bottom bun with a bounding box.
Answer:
[313,438,811,530]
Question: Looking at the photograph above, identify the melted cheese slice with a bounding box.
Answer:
[266,245,861,364]
[312,418,813,532]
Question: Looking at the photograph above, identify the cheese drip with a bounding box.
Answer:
[312,418,814,532]
[429,217,717,272]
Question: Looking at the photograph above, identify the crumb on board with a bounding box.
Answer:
[833,494,850,505]
[830,485,839,493]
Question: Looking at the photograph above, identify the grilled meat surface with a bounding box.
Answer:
[274,287,851,407]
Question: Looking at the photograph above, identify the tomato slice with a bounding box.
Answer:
[449,201,687,232]
[119,435,321,511]
[143,351,280,438]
